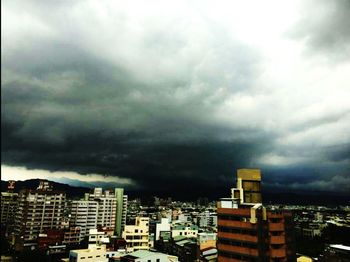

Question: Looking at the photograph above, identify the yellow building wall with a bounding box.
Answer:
[237,169,261,181]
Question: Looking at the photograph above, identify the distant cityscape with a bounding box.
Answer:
[1,169,350,262]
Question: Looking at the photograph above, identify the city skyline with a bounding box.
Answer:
[2,0,350,195]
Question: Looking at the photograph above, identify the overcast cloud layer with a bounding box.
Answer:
[2,0,350,195]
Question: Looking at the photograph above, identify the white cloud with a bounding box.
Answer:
[1,165,133,186]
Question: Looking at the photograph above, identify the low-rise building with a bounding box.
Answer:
[122,217,150,252]
[171,224,198,238]
[155,218,171,241]
[68,244,108,262]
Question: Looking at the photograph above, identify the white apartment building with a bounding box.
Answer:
[197,210,217,228]
[70,188,118,240]
[122,217,150,252]
[14,187,66,250]
[171,224,198,238]
[71,200,99,240]
[87,188,117,229]
[155,218,171,241]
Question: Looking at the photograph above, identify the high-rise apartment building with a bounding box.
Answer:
[87,188,117,229]
[71,188,116,241]
[1,181,19,234]
[70,188,127,241]
[14,182,66,250]
[217,169,295,262]
[115,188,128,237]
[70,200,99,240]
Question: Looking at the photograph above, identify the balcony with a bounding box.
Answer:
[268,213,284,218]
[217,255,243,262]
[218,232,258,243]
[270,235,285,244]
[217,243,258,257]
[217,208,251,216]
[218,220,256,230]
[270,248,286,258]
[269,223,284,231]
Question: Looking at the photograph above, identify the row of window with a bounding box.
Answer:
[218,250,259,261]
[218,226,257,236]
[218,237,258,249]
[218,215,249,221]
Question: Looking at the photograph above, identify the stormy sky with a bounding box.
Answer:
[2,0,350,196]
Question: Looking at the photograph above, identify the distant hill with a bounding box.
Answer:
[1,179,91,199]
[1,179,349,205]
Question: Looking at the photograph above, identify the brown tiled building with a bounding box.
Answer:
[217,169,295,262]
[14,182,66,250]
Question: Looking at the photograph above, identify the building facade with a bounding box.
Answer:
[14,185,66,250]
[217,169,295,262]
[70,200,99,240]
[122,217,150,252]
[1,191,19,232]
[70,188,126,241]
[115,188,128,237]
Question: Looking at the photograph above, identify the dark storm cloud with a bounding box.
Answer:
[2,0,349,195]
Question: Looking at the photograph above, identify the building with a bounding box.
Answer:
[231,169,261,204]
[1,191,18,233]
[197,233,217,262]
[37,229,64,250]
[120,250,179,262]
[155,218,171,241]
[171,224,198,238]
[322,244,350,262]
[1,180,19,236]
[14,182,66,250]
[68,244,108,262]
[122,217,150,252]
[217,169,295,262]
[197,211,217,228]
[87,188,117,230]
[70,200,99,241]
[199,246,218,262]
[115,188,128,237]
[197,232,217,250]
[166,236,197,262]
[63,227,81,246]
[71,188,126,241]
